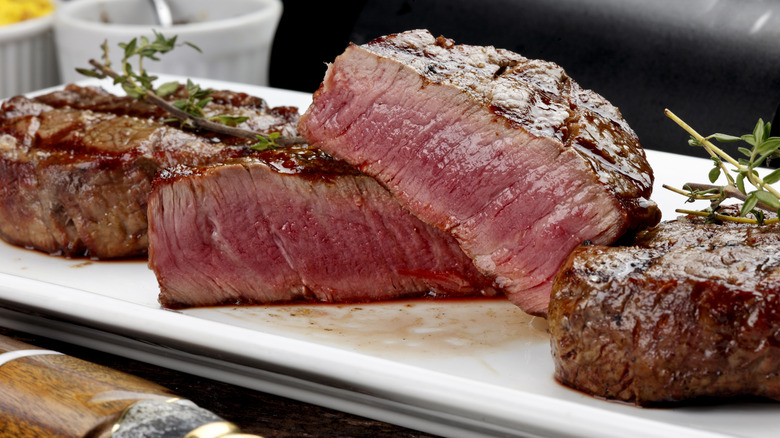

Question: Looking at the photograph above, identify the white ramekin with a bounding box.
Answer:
[0,3,59,98]
[54,0,283,86]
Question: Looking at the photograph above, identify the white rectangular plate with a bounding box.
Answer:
[1,77,778,437]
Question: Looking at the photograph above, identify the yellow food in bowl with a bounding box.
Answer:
[0,0,54,26]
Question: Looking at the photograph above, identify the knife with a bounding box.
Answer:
[0,334,261,438]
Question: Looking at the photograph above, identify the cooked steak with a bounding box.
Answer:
[549,210,780,405]
[33,84,300,141]
[298,29,661,316]
[0,85,294,258]
[148,147,500,308]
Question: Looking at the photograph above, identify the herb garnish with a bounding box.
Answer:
[164,79,250,128]
[664,109,780,225]
[250,132,282,151]
[77,31,303,147]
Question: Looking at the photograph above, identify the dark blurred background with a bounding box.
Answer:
[270,0,780,157]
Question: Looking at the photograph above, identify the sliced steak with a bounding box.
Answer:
[298,29,660,316]
[549,210,780,405]
[148,147,499,308]
[0,85,294,258]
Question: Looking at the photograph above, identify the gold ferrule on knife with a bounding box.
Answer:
[109,398,265,438]
[184,421,263,438]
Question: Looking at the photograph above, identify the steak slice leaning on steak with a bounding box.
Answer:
[549,209,780,405]
[0,85,295,258]
[298,29,661,316]
[148,147,499,308]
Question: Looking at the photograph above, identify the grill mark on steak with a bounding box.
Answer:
[549,210,780,405]
[0,85,297,258]
[299,29,660,315]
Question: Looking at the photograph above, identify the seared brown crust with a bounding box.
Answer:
[152,143,361,190]
[549,212,780,405]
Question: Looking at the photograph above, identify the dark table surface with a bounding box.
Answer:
[0,327,439,438]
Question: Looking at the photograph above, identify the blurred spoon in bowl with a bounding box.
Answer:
[149,0,173,27]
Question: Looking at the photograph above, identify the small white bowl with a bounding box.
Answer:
[0,2,59,98]
[54,0,282,86]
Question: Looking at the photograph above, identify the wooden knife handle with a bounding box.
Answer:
[0,335,177,438]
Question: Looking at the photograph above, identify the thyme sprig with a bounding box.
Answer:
[77,32,195,100]
[664,109,780,225]
[164,79,251,129]
[77,32,303,147]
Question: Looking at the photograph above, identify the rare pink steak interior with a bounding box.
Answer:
[148,147,500,308]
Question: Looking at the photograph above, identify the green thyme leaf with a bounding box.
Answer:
[196,97,212,109]
[120,38,138,59]
[735,172,747,194]
[210,115,250,127]
[741,193,759,216]
[156,81,180,97]
[184,41,202,53]
[251,132,281,151]
[708,165,721,183]
[757,137,780,157]
[709,133,742,142]
[753,119,767,143]
[763,168,780,185]
[122,82,144,99]
[754,190,780,209]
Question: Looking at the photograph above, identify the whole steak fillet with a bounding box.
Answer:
[298,29,660,316]
[549,211,780,405]
[148,147,499,308]
[0,85,295,258]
